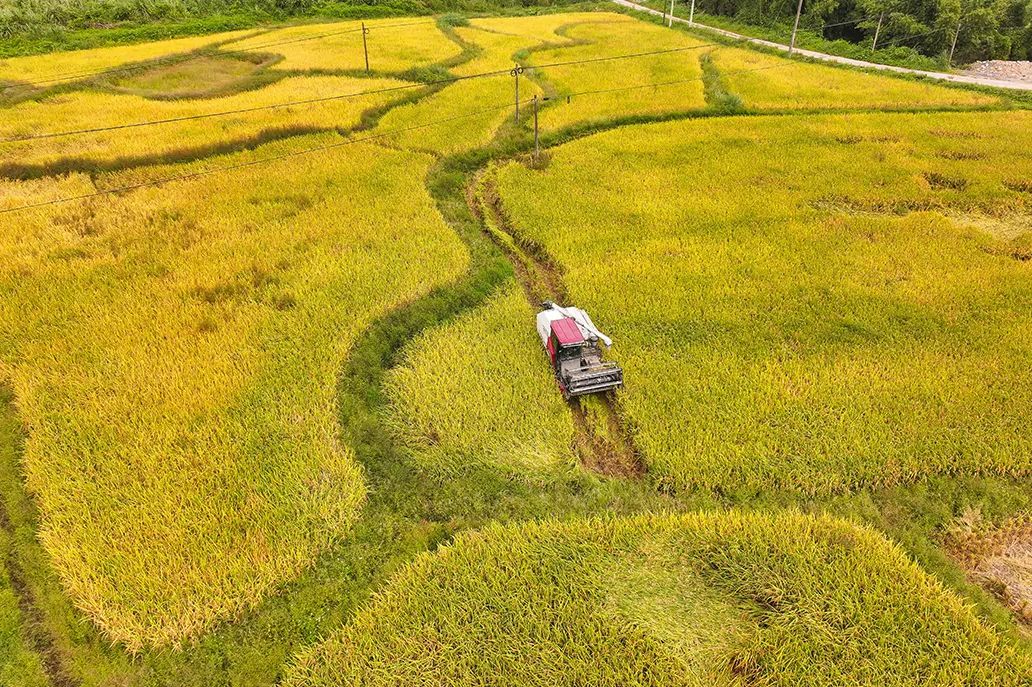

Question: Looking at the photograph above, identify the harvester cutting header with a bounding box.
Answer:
[536,302,623,400]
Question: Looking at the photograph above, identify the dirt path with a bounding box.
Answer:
[614,0,1032,92]
[470,167,644,478]
[946,514,1032,632]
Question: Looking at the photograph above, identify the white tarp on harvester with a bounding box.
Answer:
[535,302,613,348]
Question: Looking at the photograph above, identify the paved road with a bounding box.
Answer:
[613,0,1032,92]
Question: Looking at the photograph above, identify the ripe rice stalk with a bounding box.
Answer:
[495,110,1032,494]
[0,134,469,649]
[283,511,1031,686]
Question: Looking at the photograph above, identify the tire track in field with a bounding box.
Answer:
[470,166,644,478]
[0,386,78,687]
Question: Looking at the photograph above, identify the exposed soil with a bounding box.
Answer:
[945,512,1032,632]
[570,396,644,478]
[960,60,1032,85]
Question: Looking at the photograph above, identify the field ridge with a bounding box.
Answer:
[0,385,78,687]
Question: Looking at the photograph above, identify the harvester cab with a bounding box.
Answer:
[536,301,623,400]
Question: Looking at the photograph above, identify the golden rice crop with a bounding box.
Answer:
[385,283,575,478]
[712,45,1000,110]
[373,26,548,154]
[0,29,254,86]
[469,11,635,40]
[530,20,708,131]
[221,18,459,73]
[0,133,468,649]
[284,511,1030,686]
[0,75,415,172]
[496,110,1032,493]
[375,14,645,154]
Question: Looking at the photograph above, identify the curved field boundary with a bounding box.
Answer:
[0,29,271,105]
[0,13,1029,684]
[0,385,78,686]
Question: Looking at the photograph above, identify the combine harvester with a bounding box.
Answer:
[536,301,623,400]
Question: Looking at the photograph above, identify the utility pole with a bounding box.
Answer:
[790,0,804,54]
[688,0,696,26]
[361,22,370,74]
[668,0,675,27]
[949,19,962,66]
[871,11,884,51]
[533,95,540,161]
[511,65,523,124]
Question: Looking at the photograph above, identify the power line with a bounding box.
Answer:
[877,25,949,49]
[554,62,787,99]
[0,100,524,215]
[2,18,436,90]
[0,59,802,216]
[2,43,723,143]
[2,79,451,143]
[819,14,883,30]
[525,44,717,72]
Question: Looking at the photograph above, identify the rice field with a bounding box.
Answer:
[373,25,548,154]
[494,110,1032,493]
[530,19,708,131]
[0,75,416,174]
[0,7,1029,684]
[0,134,468,648]
[221,17,460,73]
[0,29,254,86]
[710,46,1001,111]
[284,512,1030,686]
[386,283,575,479]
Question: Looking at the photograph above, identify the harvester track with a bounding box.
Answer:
[470,167,644,478]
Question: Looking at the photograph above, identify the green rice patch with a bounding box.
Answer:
[108,53,271,98]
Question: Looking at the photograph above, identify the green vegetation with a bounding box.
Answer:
[284,512,1030,686]
[0,387,49,687]
[642,0,1032,64]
